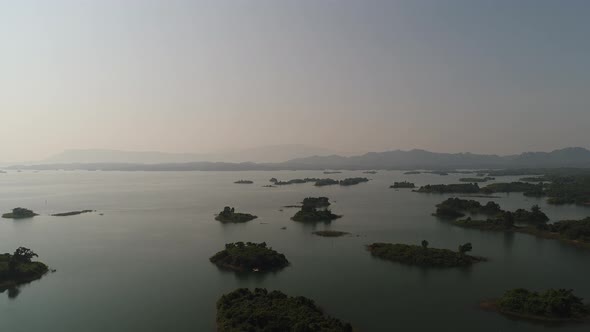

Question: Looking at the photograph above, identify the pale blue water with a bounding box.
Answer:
[0,170,588,331]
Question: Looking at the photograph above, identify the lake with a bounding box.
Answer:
[0,170,589,331]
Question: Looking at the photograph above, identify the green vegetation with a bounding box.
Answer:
[314,178,340,186]
[390,181,415,189]
[513,205,549,224]
[2,208,38,219]
[459,177,495,182]
[0,247,49,290]
[544,175,590,205]
[312,230,349,237]
[339,177,370,186]
[51,210,94,217]
[302,197,331,208]
[215,207,257,223]
[234,180,253,184]
[434,198,503,218]
[209,242,289,272]
[216,288,353,332]
[270,178,322,185]
[520,176,550,182]
[482,182,546,196]
[417,183,480,194]
[367,242,486,268]
[292,197,341,222]
[485,288,590,322]
[538,217,590,243]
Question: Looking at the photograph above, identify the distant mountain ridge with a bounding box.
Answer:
[41,145,347,164]
[283,147,590,169]
[6,147,590,171]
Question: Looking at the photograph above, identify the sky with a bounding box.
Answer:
[1,0,589,162]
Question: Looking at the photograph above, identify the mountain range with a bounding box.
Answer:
[5,147,590,171]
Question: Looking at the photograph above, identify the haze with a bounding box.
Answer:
[1,0,589,162]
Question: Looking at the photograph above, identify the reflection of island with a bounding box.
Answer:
[209,242,288,272]
[481,288,590,324]
[291,197,341,222]
[215,207,257,223]
[390,181,415,189]
[216,288,353,332]
[2,208,38,219]
[367,242,486,267]
[51,210,94,217]
[312,230,349,237]
[234,180,253,184]
[0,247,49,292]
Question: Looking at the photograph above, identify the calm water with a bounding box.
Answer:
[0,170,589,332]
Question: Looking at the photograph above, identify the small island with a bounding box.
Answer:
[363,170,377,174]
[291,197,341,222]
[312,230,350,237]
[0,247,49,291]
[302,197,331,208]
[390,181,415,189]
[216,288,353,332]
[404,171,421,175]
[2,208,38,219]
[339,177,369,186]
[209,242,289,272]
[367,241,486,268]
[314,178,339,186]
[323,171,342,174]
[234,180,253,184]
[51,210,94,217]
[215,207,257,223]
[481,288,590,323]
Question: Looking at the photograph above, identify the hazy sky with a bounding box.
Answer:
[1,0,589,161]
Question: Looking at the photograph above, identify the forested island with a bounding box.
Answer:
[269,177,369,187]
[0,247,49,290]
[416,181,546,197]
[433,198,502,218]
[233,180,253,184]
[367,241,485,268]
[2,208,38,219]
[459,177,495,182]
[209,242,289,272]
[416,183,481,194]
[51,210,94,217]
[292,197,341,222]
[215,207,257,223]
[302,197,331,208]
[312,230,349,237]
[390,181,415,189]
[363,170,377,174]
[323,171,342,174]
[404,171,421,175]
[216,288,353,332]
[481,288,590,323]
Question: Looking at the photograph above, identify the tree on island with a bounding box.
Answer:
[502,211,515,229]
[458,243,472,255]
[421,240,429,249]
